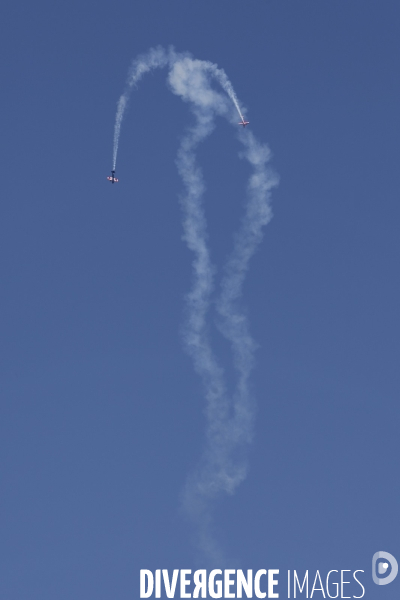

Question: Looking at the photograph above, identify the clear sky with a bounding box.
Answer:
[0,1,399,598]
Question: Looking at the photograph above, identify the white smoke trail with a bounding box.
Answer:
[167,57,245,563]
[208,65,245,122]
[215,131,278,474]
[112,47,246,170]
[112,46,170,170]
[112,96,127,171]
[111,48,278,562]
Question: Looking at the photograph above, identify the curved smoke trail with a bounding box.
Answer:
[111,47,278,562]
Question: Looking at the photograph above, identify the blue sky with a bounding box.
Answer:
[1,1,400,598]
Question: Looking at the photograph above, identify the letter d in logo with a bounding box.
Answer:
[372,551,398,585]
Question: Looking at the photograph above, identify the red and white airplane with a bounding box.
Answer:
[107,170,118,184]
[238,117,250,127]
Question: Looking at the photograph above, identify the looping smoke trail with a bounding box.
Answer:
[112,47,278,563]
[112,46,170,170]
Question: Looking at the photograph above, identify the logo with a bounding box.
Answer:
[372,551,398,585]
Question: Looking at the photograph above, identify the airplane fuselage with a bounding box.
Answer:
[107,170,118,183]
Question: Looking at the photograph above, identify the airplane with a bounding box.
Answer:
[107,170,119,184]
[238,117,250,127]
